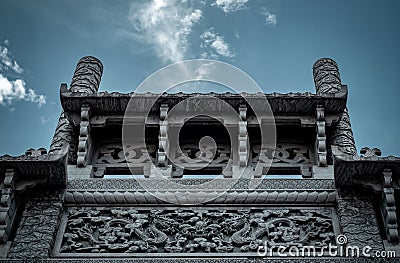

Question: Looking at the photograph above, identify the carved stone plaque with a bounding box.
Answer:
[54,207,338,257]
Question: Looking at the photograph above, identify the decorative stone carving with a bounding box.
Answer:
[337,198,384,252]
[23,258,398,263]
[8,192,63,259]
[316,106,327,166]
[96,143,156,164]
[49,112,78,164]
[77,104,91,167]
[360,147,382,158]
[381,169,399,243]
[238,105,248,167]
[157,104,169,168]
[313,58,356,157]
[70,56,103,94]
[0,169,16,243]
[331,108,357,156]
[173,144,230,166]
[251,143,310,165]
[64,189,337,205]
[55,207,336,255]
[67,178,335,191]
[25,148,47,157]
[313,58,342,94]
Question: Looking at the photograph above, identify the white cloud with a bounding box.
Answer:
[0,44,46,107]
[0,46,23,74]
[0,74,46,107]
[261,8,277,26]
[200,28,235,59]
[40,116,52,124]
[4,39,9,46]
[212,0,249,13]
[128,0,203,63]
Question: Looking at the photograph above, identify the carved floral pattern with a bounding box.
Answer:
[173,144,230,166]
[8,193,63,259]
[251,144,310,165]
[96,143,156,164]
[337,198,384,252]
[58,207,336,254]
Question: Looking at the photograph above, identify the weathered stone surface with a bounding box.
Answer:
[55,207,337,255]
[7,191,63,259]
[70,56,103,94]
[0,57,398,260]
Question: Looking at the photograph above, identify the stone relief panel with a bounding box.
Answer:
[337,198,384,252]
[8,192,63,259]
[55,207,337,256]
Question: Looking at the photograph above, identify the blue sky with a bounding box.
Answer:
[0,0,399,156]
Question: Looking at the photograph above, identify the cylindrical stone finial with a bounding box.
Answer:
[313,58,342,93]
[70,56,103,93]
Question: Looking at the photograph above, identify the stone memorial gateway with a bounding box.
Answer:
[0,56,399,262]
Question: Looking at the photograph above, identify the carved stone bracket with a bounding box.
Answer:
[157,104,169,169]
[77,104,91,167]
[381,169,399,243]
[0,169,16,243]
[316,106,327,167]
[238,105,248,167]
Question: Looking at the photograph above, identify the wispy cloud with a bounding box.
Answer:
[128,0,203,63]
[0,45,23,74]
[212,0,249,13]
[0,44,46,107]
[261,8,277,26]
[200,28,235,59]
[40,116,52,124]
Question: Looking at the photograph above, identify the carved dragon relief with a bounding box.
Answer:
[56,207,336,255]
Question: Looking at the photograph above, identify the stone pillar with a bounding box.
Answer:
[70,56,103,93]
[49,112,77,164]
[313,58,342,94]
[49,56,103,164]
[313,58,357,156]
